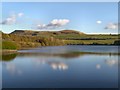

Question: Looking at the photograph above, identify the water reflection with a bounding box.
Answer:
[2,51,118,72]
[2,52,118,59]
[2,46,119,88]
[3,62,23,75]
[2,53,18,61]
[48,61,68,70]
[105,59,117,66]
[2,53,22,75]
[33,57,68,70]
[96,64,101,69]
[96,59,118,69]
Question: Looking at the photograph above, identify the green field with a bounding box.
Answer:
[2,41,18,50]
[52,34,119,45]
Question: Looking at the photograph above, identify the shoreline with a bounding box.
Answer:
[2,49,17,52]
[1,44,119,52]
[17,44,119,49]
[2,49,17,51]
[2,49,17,55]
[66,44,119,46]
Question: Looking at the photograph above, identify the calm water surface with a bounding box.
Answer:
[2,45,119,88]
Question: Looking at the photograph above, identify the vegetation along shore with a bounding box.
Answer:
[2,30,120,50]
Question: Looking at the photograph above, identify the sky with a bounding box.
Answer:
[1,2,118,34]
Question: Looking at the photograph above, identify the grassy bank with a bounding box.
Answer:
[2,41,18,50]
[64,39,116,45]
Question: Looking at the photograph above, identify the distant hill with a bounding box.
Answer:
[10,30,85,36]
[60,30,85,34]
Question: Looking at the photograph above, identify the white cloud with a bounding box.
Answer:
[37,19,70,29]
[105,23,117,29]
[96,21,102,24]
[18,13,24,17]
[1,14,16,25]
[1,12,24,25]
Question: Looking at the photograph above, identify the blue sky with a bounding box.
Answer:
[1,2,118,34]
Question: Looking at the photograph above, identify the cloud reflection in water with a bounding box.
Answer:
[105,59,117,66]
